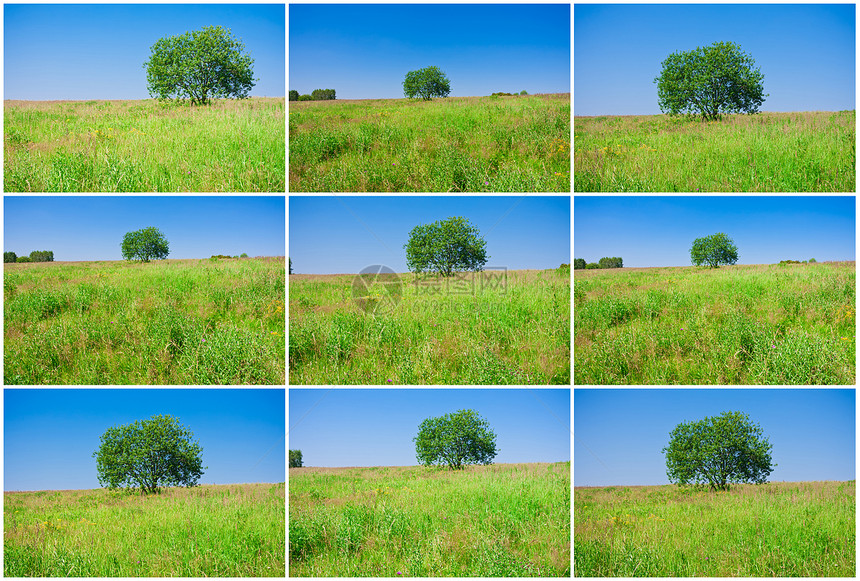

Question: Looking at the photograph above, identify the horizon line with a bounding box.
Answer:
[575,479,855,489]
[575,109,855,118]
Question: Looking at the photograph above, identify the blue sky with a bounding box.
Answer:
[4,196,285,262]
[289,196,570,274]
[289,4,570,99]
[574,197,855,268]
[4,389,285,491]
[4,4,285,100]
[574,4,855,115]
[574,389,855,487]
[289,389,570,467]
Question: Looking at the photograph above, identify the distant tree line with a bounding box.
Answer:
[574,257,623,270]
[4,250,54,263]
[289,89,336,102]
[491,90,528,97]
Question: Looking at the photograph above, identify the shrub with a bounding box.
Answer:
[289,90,299,101]
[298,94,312,102]
[4,251,17,263]
[599,257,623,269]
[809,258,817,263]
[210,254,233,260]
[16,256,31,263]
[574,258,586,270]
[491,92,515,97]
[240,253,248,258]
[520,90,528,95]
[586,263,599,270]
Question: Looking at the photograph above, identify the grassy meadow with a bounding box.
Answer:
[574,262,855,384]
[289,94,570,192]
[289,268,570,384]
[4,483,285,577]
[4,257,285,384]
[574,481,855,576]
[289,463,571,577]
[574,111,855,192]
[4,98,285,192]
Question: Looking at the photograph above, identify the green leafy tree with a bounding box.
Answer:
[121,227,170,263]
[520,90,528,95]
[809,258,817,263]
[144,25,255,105]
[4,251,17,263]
[663,411,774,491]
[403,66,451,101]
[585,263,599,269]
[690,232,739,268]
[289,90,299,102]
[93,414,204,494]
[414,409,498,470]
[28,250,54,262]
[598,256,623,269]
[404,216,488,277]
[655,41,766,121]
[311,89,336,101]
[289,449,303,468]
[289,257,293,275]
[573,258,586,270]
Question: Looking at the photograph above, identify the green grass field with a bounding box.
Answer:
[289,94,570,192]
[4,483,285,577]
[574,111,855,192]
[4,98,285,192]
[289,269,570,384]
[574,262,855,384]
[4,257,285,384]
[289,463,570,577]
[574,481,855,576]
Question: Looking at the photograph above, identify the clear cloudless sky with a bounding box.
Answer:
[575,4,855,115]
[4,389,285,491]
[4,196,285,262]
[290,4,570,99]
[574,389,855,486]
[5,4,285,100]
[574,197,854,268]
[289,196,570,274]
[289,389,570,467]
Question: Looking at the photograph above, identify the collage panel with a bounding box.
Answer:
[288,195,570,385]
[4,388,286,576]
[574,4,854,193]
[288,387,571,577]
[4,3,285,193]
[288,3,570,193]
[574,388,855,576]
[3,196,286,385]
[573,196,855,386]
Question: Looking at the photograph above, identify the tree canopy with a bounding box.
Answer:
[121,227,170,263]
[690,232,738,268]
[414,409,498,470]
[144,25,255,105]
[93,414,204,494]
[663,411,774,491]
[404,216,488,277]
[289,450,303,468]
[403,66,451,101]
[655,41,766,120]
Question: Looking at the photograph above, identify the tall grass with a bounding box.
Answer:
[4,258,285,384]
[290,463,570,577]
[574,111,855,192]
[4,483,285,577]
[289,94,570,192]
[4,98,285,192]
[575,481,855,576]
[574,262,855,384]
[289,269,570,384]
